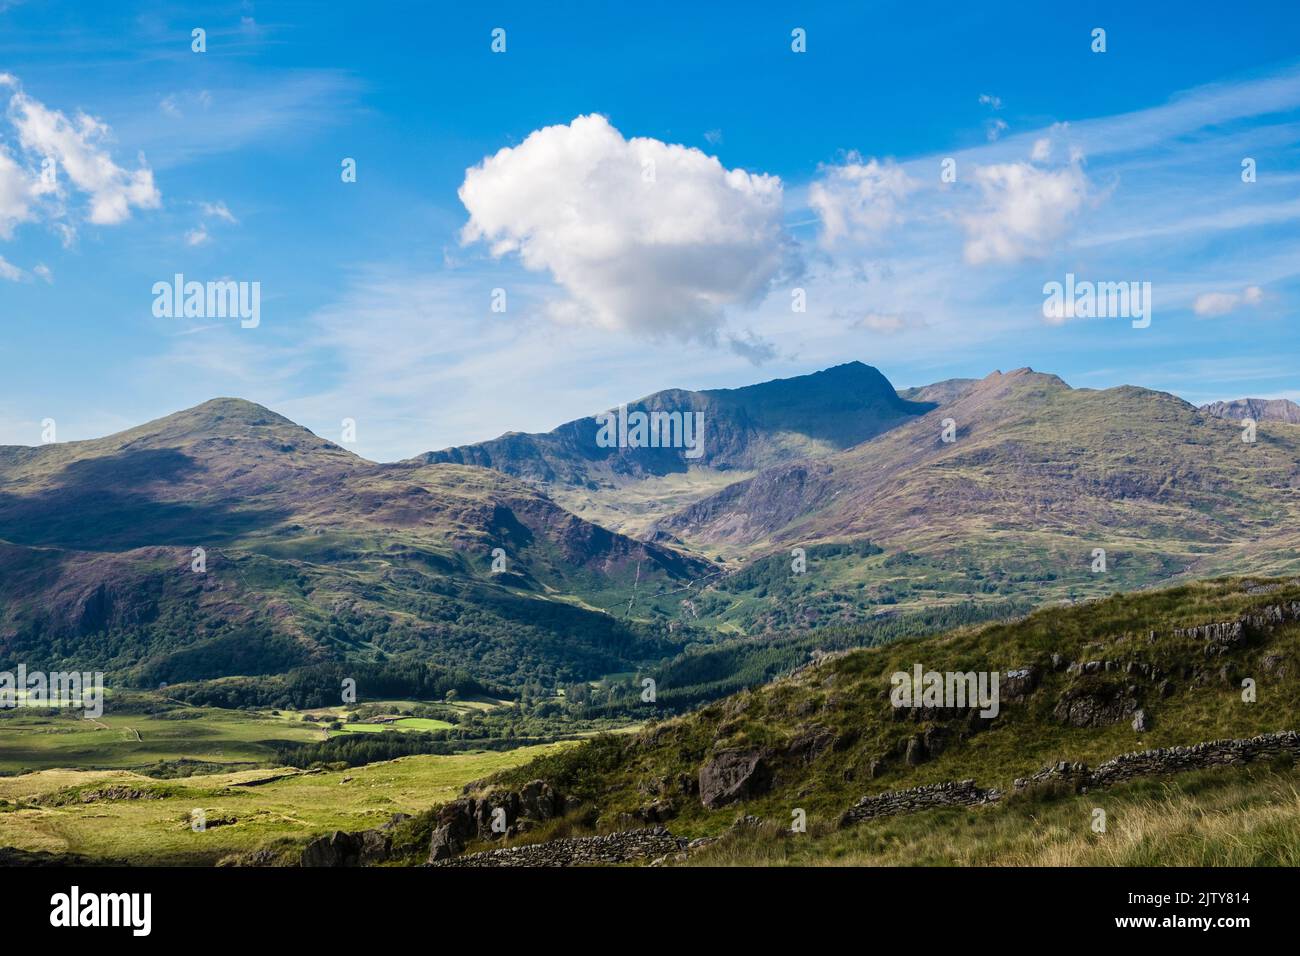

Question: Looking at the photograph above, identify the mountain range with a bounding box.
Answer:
[411,362,931,537]
[2,363,1298,692]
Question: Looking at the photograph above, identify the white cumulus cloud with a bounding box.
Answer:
[458,113,788,343]
[3,77,160,230]
[808,154,914,246]
[961,155,1089,265]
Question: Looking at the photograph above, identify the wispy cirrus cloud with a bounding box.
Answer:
[119,70,361,170]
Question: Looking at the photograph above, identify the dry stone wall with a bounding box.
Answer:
[427,827,687,867]
[839,779,1001,826]
[840,731,1300,829]
[1089,731,1300,787]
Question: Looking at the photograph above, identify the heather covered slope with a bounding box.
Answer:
[0,399,713,688]
[896,377,979,406]
[657,369,1300,617]
[469,577,1300,850]
[410,362,933,535]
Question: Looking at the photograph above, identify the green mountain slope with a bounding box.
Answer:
[659,369,1300,622]
[896,377,978,406]
[471,576,1300,848]
[0,399,714,688]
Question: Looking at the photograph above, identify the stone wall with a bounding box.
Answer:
[839,779,1002,826]
[1089,731,1300,787]
[841,731,1300,830]
[1012,731,1300,791]
[427,827,687,867]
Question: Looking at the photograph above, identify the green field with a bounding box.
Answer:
[0,706,323,775]
[334,717,455,735]
[0,743,573,865]
[0,688,600,864]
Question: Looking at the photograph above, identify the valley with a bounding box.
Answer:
[2,361,1299,867]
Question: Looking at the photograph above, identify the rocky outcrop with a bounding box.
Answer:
[1052,684,1140,728]
[1048,604,1300,681]
[427,780,565,862]
[300,812,410,867]
[1172,602,1300,646]
[428,827,687,867]
[699,748,772,808]
[840,779,1001,826]
[1064,659,1161,678]
[42,786,165,806]
[1001,666,1040,701]
[301,829,392,867]
[785,727,835,765]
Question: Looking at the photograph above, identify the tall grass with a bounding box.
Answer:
[681,764,1300,867]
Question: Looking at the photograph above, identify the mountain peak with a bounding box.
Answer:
[1201,397,1300,424]
[410,361,924,526]
[51,397,363,468]
[965,368,1071,400]
[705,361,903,409]
[163,397,296,428]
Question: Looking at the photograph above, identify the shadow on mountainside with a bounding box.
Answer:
[0,448,287,551]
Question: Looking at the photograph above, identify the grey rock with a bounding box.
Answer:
[698,748,772,808]
[301,830,362,867]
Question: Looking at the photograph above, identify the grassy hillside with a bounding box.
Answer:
[471,576,1300,849]
[682,761,1300,866]
[0,743,572,865]
[665,369,1300,616]
[0,399,714,689]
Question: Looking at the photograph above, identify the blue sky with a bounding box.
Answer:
[1,0,1297,460]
